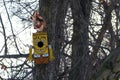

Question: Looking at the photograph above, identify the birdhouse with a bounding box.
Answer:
[33,32,49,64]
[27,10,55,64]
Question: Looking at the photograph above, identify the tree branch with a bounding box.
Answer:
[0,14,8,55]
[0,54,28,58]
[3,0,22,55]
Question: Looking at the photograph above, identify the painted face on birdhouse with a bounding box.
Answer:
[32,32,49,64]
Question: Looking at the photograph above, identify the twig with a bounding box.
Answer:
[3,0,21,55]
[0,14,8,55]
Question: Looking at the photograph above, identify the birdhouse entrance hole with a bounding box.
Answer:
[38,41,44,48]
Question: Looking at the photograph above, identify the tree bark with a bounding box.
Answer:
[33,0,69,80]
[91,47,120,80]
[69,0,92,80]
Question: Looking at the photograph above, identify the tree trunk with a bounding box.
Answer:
[91,47,120,80]
[33,0,69,80]
[69,0,92,80]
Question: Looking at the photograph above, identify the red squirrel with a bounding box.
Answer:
[30,11,46,32]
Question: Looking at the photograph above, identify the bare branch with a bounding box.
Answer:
[0,54,28,58]
[0,14,8,55]
[3,0,21,55]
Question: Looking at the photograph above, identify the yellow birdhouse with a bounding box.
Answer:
[33,32,49,64]
[27,31,55,64]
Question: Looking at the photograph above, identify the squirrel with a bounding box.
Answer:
[30,10,46,32]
